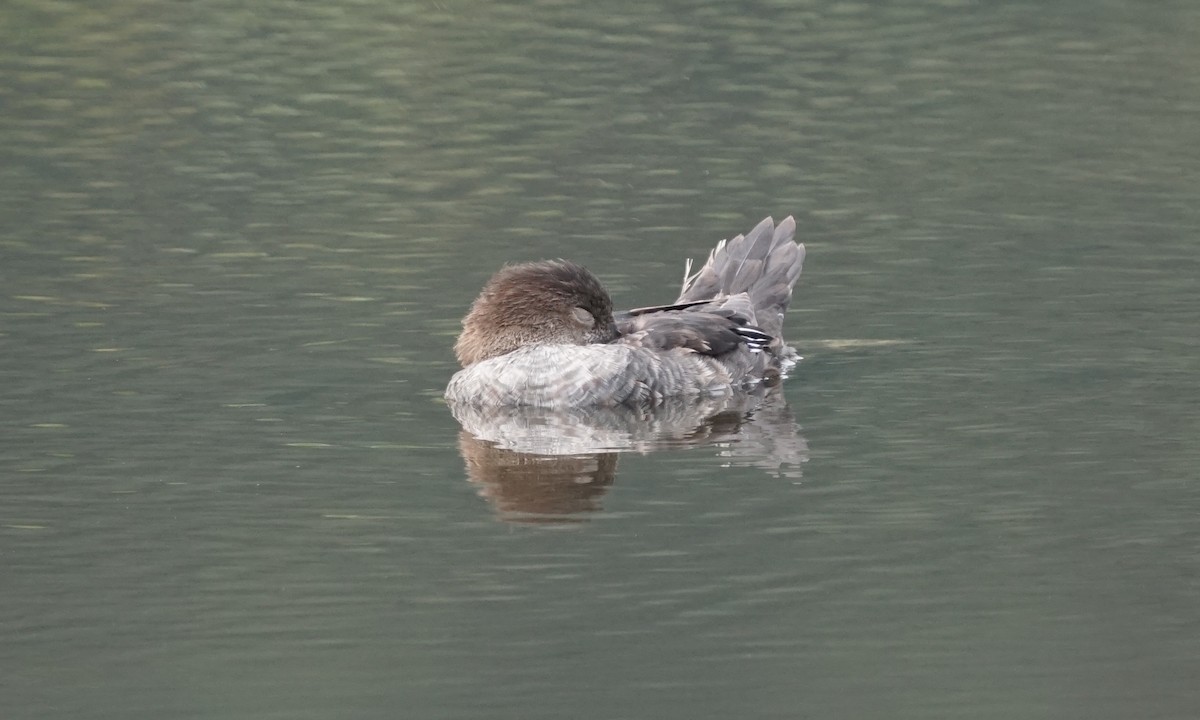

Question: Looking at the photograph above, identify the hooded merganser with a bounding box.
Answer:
[446,216,805,408]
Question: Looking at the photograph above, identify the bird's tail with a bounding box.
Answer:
[676,216,805,339]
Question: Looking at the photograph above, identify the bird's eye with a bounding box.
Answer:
[570,306,595,328]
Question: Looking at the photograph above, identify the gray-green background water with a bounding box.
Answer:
[3,1,1199,718]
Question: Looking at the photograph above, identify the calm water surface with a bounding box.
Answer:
[3,1,1199,718]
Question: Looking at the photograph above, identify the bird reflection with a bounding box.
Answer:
[457,436,618,523]
[450,391,807,523]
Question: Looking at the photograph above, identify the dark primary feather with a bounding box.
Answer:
[624,299,713,316]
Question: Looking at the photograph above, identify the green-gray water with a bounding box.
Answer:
[3,1,1199,718]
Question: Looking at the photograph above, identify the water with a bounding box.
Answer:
[3,1,1199,718]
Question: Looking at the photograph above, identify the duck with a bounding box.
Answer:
[445,216,805,408]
